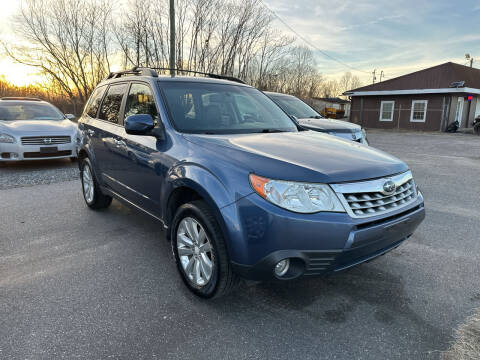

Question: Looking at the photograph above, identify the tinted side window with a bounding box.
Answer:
[85,86,106,118]
[124,83,159,124]
[98,83,128,124]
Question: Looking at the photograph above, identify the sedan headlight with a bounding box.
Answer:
[249,174,345,213]
[0,133,16,143]
[361,129,369,145]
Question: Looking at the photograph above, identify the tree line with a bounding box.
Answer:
[2,0,362,114]
[0,76,77,114]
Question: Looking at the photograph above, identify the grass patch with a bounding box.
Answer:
[442,309,480,360]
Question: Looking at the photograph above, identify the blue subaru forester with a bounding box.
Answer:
[77,67,425,298]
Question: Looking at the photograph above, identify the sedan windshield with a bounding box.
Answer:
[270,95,321,119]
[159,82,298,134]
[0,102,64,121]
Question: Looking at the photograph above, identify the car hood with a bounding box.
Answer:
[0,119,77,135]
[297,118,361,133]
[184,131,407,183]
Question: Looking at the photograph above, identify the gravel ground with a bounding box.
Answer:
[0,159,79,190]
[1,130,479,360]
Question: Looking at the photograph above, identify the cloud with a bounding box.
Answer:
[264,0,479,81]
[337,14,405,32]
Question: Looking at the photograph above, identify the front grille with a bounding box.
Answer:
[345,179,415,216]
[23,150,72,158]
[331,171,417,219]
[21,136,71,145]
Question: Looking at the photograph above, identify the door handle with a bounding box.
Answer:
[86,129,95,136]
[114,139,126,147]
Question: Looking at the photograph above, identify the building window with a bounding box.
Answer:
[410,100,428,122]
[379,101,394,121]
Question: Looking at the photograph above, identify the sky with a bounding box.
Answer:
[265,0,480,83]
[0,0,479,86]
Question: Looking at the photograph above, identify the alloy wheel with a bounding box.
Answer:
[82,164,95,204]
[176,217,214,287]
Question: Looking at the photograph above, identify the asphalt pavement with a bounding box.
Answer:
[1,131,480,359]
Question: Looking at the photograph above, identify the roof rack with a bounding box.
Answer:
[152,68,246,84]
[105,66,159,80]
[0,97,42,101]
[105,66,246,84]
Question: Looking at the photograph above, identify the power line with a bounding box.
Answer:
[259,0,371,74]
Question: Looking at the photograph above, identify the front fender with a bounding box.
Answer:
[164,163,238,215]
[163,163,254,256]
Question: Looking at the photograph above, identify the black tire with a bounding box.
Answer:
[79,157,112,209]
[171,200,239,298]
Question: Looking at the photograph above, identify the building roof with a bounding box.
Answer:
[312,97,350,104]
[346,62,480,96]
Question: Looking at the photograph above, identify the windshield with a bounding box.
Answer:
[159,82,298,134]
[0,101,64,121]
[270,95,321,119]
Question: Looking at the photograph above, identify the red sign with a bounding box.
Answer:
[467,95,473,101]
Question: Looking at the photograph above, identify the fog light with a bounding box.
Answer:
[274,259,290,277]
[1,152,18,159]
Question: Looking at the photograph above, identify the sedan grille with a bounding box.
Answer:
[21,136,71,145]
[331,171,417,218]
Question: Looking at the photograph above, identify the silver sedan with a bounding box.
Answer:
[0,97,78,164]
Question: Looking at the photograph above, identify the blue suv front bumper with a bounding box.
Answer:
[221,192,425,280]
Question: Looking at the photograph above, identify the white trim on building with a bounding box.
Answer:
[410,100,428,122]
[379,101,395,121]
[345,87,480,97]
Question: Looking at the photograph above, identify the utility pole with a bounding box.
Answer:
[379,70,384,82]
[372,69,377,84]
[169,0,175,76]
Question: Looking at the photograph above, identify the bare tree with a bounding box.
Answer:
[4,0,347,108]
[338,71,363,96]
[5,0,113,109]
[320,79,341,98]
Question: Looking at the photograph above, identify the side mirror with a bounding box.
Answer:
[125,114,165,140]
[125,114,155,135]
[65,114,76,120]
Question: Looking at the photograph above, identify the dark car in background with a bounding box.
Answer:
[77,67,424,298]
[265,91,368,144]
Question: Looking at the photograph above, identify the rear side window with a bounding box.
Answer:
[124,83,159,124]
[98,83,128,124]
[85,86,106,118]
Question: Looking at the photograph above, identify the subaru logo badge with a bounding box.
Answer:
[382,180,396,195]
[43,138,52,144]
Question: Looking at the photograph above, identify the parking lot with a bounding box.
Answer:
[1,131,479,359]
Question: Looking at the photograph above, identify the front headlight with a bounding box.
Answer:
[249,174,345,213]
[0,133,16,143]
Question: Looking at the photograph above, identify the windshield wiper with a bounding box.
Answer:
[259,128,287,133]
